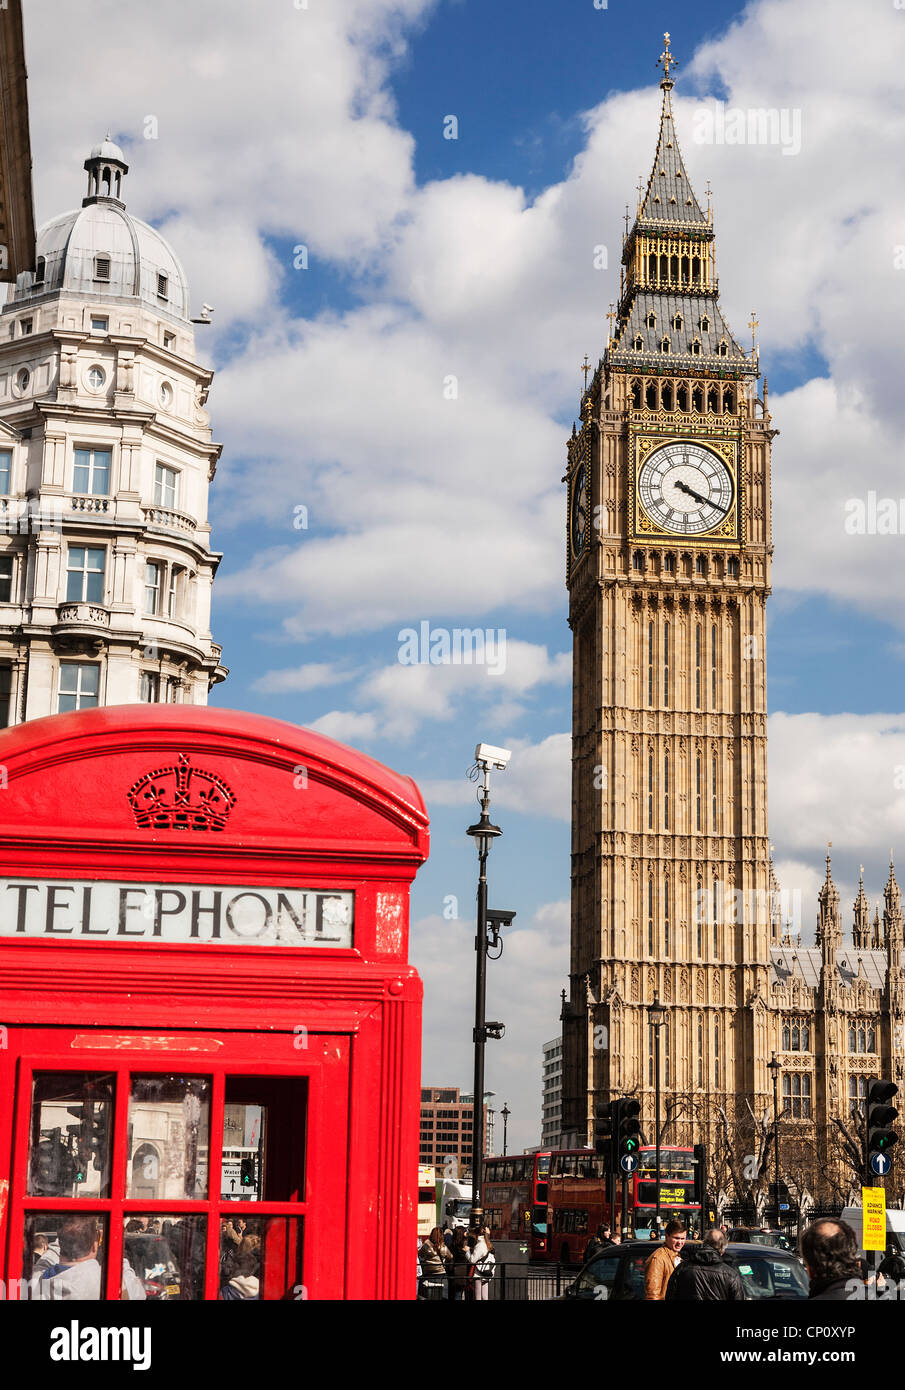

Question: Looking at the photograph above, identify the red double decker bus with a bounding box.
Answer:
[483,1151,551,1261]
[546,1146,702,1264]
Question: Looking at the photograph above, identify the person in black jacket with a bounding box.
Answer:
[665,1228,746,1300]
[801,1219,862,1301]
[583,1224,614,1263]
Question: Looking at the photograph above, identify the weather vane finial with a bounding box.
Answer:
[657,32,677,86]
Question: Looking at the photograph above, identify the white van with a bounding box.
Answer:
[840,1205,905,1255]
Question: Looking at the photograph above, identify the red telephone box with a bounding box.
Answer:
[0,705,429,1301]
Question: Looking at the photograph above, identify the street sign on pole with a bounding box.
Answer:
[620,1153,638,1174]
[870,1152,892,1177]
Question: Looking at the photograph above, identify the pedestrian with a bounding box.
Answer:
[582,1223,614,1263]
[643,1220,687,1300]
[665,1228,746,1301]
[800,1218,862,1301]
[418,1226,451,1300]
[468,1225,496,1301]
[448,1227,470,1301]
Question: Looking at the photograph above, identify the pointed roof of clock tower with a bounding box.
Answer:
[636,33,708,228]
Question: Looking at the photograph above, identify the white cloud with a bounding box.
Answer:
[412,900,569,1154]
[422,732,571,821]
[307,709,379,743]
[252,662,357,694]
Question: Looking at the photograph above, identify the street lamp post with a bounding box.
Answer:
[501,1103,510,1156]
[466,744,512,1229]
[647,991,667,1237]
[768,1052,781,1229]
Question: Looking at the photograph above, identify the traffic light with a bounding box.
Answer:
[618,1099,642,1163]
[240,1156,256,1188]
[594,1098,615,1159]
[866,1078,898,1171]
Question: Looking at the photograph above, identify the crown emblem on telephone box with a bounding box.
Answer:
[128,753,236,831]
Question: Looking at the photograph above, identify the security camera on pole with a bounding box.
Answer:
[466,744,516,1231]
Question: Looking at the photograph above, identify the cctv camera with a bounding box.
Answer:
[475,743,511,771]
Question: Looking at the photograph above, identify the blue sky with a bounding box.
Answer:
[21,0,905,1151]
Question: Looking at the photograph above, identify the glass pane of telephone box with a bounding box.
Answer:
[126,1075,211,1200]
[122,1215,207,1300]
[221,1078,307,1203]
[24,1213,109,1299]
[28,1072,115,1199]
[219,1216,304,1300]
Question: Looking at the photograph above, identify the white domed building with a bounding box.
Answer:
[0,137,226,723]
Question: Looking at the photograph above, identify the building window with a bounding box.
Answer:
[0,449,11,493]
[782,1019,810,1052]
[647,752,654,831]
[167,566,183,619]
[664,1020,670,1086]
[20,318,33,336]
[711,624,717,706]
[157,273,169,300]
[696,881,702,956]
[849,1075,867,1118]
[0,664,10,728]
[15,368,30,393]
[672,313,683,330]
[647,620,654,706]
[664,553,676,574]
[633,550,645,573]
[646,311,656,329]
[87,365,106,390]
[695,555,707,576]
[140,671,161,703]
[73,447,111,496]
[145,561,163,615]
[154,463,178,510]
[700,316,710,332]
[648,878,654,956]
[58,662,100,712]
[34,257,45,286]
[690,338,701,356]
[697,1016,703,1086]
[66,546,105,603]
[711,754,718,831]
[633,335,643,352]
[695,623,702,708]
[91,316,109,334]
[94,256,111,282]
[664,877,670,955]
[712,880,719,958]
[714,1021,720,1087]
[848,1023,876,1053]
[695,754,702,831]
[718,340,729,358]
[0,555,13,602]
[728,556,739,578]
[663,754,670,830]
[663,621,670,706]
[783,1073,812,1119]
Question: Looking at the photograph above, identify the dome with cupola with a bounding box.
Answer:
[11,136,190,320]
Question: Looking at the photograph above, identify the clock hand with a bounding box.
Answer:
[674,479,710,507]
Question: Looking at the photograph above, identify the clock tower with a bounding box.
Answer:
[562,36,777,1155]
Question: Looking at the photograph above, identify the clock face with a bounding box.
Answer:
[638,442,733,536]
[570,463,588,557]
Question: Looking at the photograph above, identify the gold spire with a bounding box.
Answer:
[581,354,591,390]
[657,32,677,88]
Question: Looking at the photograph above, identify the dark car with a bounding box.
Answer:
[727,1227,792,1252]
[559,1240,809,1301]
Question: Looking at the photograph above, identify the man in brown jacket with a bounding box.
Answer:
[644,1220,687,1300]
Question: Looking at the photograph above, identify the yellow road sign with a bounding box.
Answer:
[862,1186,886,1253]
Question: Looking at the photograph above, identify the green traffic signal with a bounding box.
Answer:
[866,1078,899,1169]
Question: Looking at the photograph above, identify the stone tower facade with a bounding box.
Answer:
[562,42,775,1158]
[561,42,902,1207]
[0,137,225,724]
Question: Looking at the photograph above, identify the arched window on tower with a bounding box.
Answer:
[728,557,739,578]
[663,753,670,830]
[631,380,642,408]
[677,383,688,411]
[659,254,668,280]
[672,313,683,330]
[782,1020,791,1051]
[712,878,719,957]
[660,337,671,354]
[101,165,111,197]
[696,881,703,956]
[691,256,701,284]
[664,1019,670,1085]
[696,555,707,577]
[648,877,654,956]
[867,1025,876,1052]
[724,389,735,413]
[647,619,654,706]
[663,621,670,706]
[661,383,673,410]
[714,1020,720,1087]
[670,254,679,281]
[646,310,657,329]
[707,387,719,413]
[633,335,643,352]
[692,385,703,411]
[695,754,702,831]
[664,553,676,574]
[681,254,690,283]
[695,623,702,709]
[690,338,702,357]
[848,1024,857,1052]
[648,253,657,281]
[633,549,645,573]
[697,1015,704,1085]
[711,624,718,706]
[712,753,718,831]
[646,383,658,409]
[648,751,654,831]
[718,340,729,358]
[664,876,670,955]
